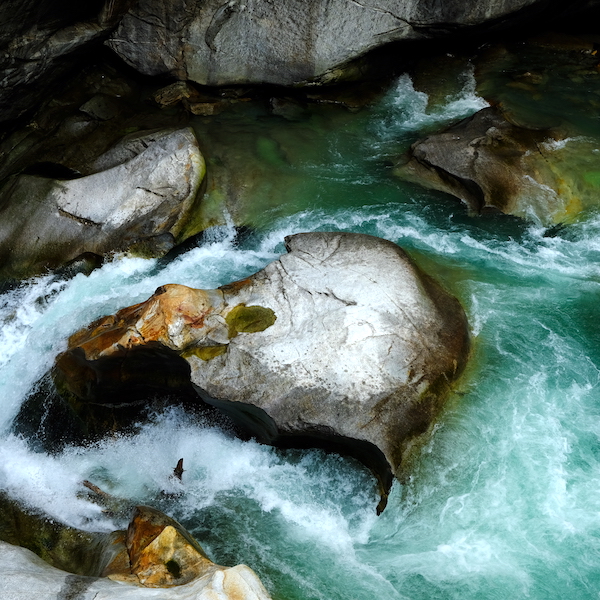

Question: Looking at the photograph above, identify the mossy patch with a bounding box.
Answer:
[583,171,600,188]
[225,304,276,338]
[181,345,227,361]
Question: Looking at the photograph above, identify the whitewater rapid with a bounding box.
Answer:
[2,70,600,599]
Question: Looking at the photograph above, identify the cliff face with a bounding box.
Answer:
[2,0,599,124]
[0,0,134,123]
[106,0,577,86]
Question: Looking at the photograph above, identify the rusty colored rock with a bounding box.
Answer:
[116,506,214,587]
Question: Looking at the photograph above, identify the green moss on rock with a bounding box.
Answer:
[225,304,276,338]
[182,345,228,361]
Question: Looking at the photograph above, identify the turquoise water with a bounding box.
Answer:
[2,70,600,599]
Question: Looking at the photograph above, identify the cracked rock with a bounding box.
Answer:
[106,0,583,87]
[0,127,205,280]
[55,232,470,512]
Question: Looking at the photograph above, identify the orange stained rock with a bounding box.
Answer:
[125,506,214,588]
[69,284,225,361]
[132,525,216,587]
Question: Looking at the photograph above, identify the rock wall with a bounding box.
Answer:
[106,0,586,86]
[0,0,135,123]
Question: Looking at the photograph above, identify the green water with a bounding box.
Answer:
[2,60,600,600]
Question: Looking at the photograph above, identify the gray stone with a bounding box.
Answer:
[0,128,205,279]
[397,107,600,224]
[106,0,598,87]
[190,232,470,500]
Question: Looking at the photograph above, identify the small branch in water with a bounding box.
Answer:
[172,458,185,481]
[82,479,113,499]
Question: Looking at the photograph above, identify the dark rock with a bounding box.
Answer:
[79,94,121,121]
[270,97,311,122]
[0,491,122,577]
[0,0,135,123]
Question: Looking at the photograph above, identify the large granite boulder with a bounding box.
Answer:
[55,232,470,510]
[0,128,205,280]
[105,0,595,87]
[396,107,600,225]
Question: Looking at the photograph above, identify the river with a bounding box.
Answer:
[1,66,600,599]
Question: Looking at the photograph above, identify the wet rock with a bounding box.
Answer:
[55,232,470,510]
[269,97,310,122]
[0,496,272,598]
[0,491,124,578]
[0,0,134,123]
[397,106,600,224]
[0,127,205,279]
[105,0,592,88]
[118,506,215,587]
[0,542,272,599]
[473,35,600,132]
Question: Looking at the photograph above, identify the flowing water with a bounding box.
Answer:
[2,67,600,600]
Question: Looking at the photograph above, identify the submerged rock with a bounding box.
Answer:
[397,107,599,224]
[55,232,470,510]
[0,128,205,279]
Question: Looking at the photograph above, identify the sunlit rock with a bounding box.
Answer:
[117,506,215,587]
[397,107,600,225]
[0,541,272,600]
[55,232,470,511]
[0,494,272,599]
[0,128,205,279]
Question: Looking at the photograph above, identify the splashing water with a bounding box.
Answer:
[2,72,600,600]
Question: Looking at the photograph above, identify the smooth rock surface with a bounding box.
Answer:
[106,0,592,87]
[0,494,272,598]
[397,107,592,224]
[55,232,470,508]
[0,128,205,279]
[0,542,272,600]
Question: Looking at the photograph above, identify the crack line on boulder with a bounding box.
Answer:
[347,0,412,25]
[277,260,318,300]
[346,266,436,355]
[137,186,167,198]
[324,288,357,306]
[57,207,102,227]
